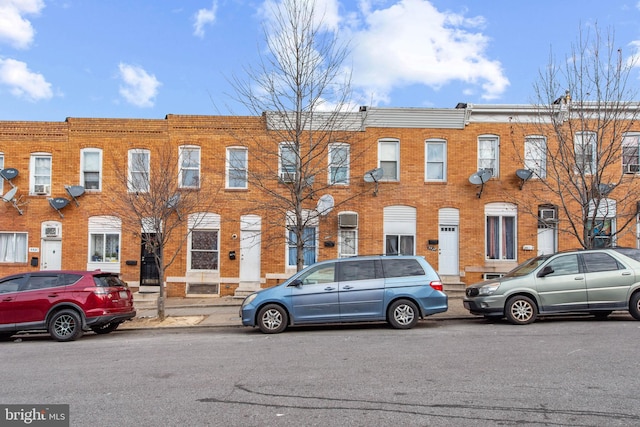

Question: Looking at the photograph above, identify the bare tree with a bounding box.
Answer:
[226,0,370,271]
[510,24,640,249]
[108,144,218,320]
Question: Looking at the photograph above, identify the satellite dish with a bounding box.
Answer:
[364,168,383,183]
[49,197,71,218]
[1,187,17,202]
[167,194,180,209]
[598,183,615,196]
[516,169,533,190]
[479,169,492,182]
[469,169,492,198]
[468,173,483,185]
[0,168,19,182]
[316,194,334,216]
[65,185,86,206]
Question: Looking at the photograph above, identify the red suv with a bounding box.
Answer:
[0,270,136,342]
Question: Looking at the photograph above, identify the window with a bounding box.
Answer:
[524,136,546,178]
[329,143,350,185]
[179,146,200,188]
[90,233,120,263]
[385,235,414,255]
[486,203,517,260]
[128,149,150,192]
[478,135,499,177]
[339,260,377,281]
[425,139,446,181]
[30,153,51,195]
[338,229,357,258]
[381,259,425,278]
[80,148,102,190]
[582,252,622,272]
[190,230,219,270]
[545,254,580,276]
[226,147,247,189]
[288,227,317,266]
[574,132,596,175]
[622,133,640,174]
[0,232,28,263]
[587,219,613,248]
[299,263,336,285]
[0,153,4,194]
[379,139,399,181]
[279,143,298,183]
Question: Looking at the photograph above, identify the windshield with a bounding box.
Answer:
[503,255,551,278]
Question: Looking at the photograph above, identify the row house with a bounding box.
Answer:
[1,104,640,297]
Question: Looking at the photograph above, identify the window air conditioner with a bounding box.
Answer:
[338,213,358,228]
[45,226,60,238]
[279,172,296,183]
[625,164,640,174]
[34,184,49,194]
[539,208,556,221]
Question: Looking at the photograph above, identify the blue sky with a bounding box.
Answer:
[1,0,640,121]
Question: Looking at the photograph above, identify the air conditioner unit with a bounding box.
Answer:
[279,172,296,183]
[539,208,556,221]
[45,226,60,238]
[625,164,640,174]
[338,213,358,228]
[33,184,49,195]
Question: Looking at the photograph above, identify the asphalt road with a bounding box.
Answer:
[1,316,639,426]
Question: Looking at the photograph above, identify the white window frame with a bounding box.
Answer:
[524,136,547,179]
[379,139,400,181]
[29,153,52,195]
[87,216,122,272]
[279,142,298,183]
[425,139,447,182]
[187,213,221,272]
[574,131,596,175]
[80,148,102,191]
[485,203,517,261]
[478,135,499,178]
[128,149,150,192]
[179,145,201,189]
[0,232,28,263]
[328,143,350,185]
[226,147,248,189]
[285,210,318,268]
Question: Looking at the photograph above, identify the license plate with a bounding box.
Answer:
[119,291,128,299]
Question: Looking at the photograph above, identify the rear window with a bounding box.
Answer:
[94,275,127,288]
[381,259,425,278]
[612,248,640,262]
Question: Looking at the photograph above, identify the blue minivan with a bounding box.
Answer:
[240,255,448,333]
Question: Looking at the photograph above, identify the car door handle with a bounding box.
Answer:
[574,277,584,280]
[2,297,13,302]
[48,293,59,298]
[622,272,631,276]
[324,287,336,291]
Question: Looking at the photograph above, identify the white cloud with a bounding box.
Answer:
[0,0,45,49]
[117,63,161,108]
[193,1,217,38]
[350,0,509,104]
[0,57,52,101]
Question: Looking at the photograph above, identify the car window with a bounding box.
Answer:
[94,275,126,287]
[0,276,25,293]
[382,259,425,278]
[612,248,640,262]
[582,252,622,272]
[338,260,378,281]
[545,254,580,276]
[23,275,64,291]
[299,264,336,285]
[61,274,82,285]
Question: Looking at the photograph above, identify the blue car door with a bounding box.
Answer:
[338,259,385,321]
[290,262,340,323]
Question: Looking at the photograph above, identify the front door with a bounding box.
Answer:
[239,215,261,291]
[438,225,459,275]
[537,225,556,255]
[41,240,62,270]
[140,234,160,286]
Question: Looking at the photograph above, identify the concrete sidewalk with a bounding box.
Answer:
[121,295,474,329]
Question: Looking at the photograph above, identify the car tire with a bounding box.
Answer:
[257,304,288,334]
[48,309,83,342]
[91,321,121,335]
[388,299,419,329]
[505,296,537,325]
[630,292,640,320]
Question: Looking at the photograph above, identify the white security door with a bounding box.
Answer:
[537,227,556,255]
[236,215,262,296]
[41,240,62,270]
[438,225,459,275]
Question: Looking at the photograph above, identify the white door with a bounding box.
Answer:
[237,215,262,295]
[41,240,62,270]
[537,227,556,255]
[438,226,459,275]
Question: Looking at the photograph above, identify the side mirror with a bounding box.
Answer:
[538,265,554,278]
[288,279,303,288]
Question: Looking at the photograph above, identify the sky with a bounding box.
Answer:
[1,0,640,122]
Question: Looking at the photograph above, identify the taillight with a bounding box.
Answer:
[429,281,443,291]
[87,287,110,295]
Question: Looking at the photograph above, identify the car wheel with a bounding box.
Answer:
[388,299,419,329]
[630,292,640,320]
[257,304,288,334]
[48,309,83,342]
[91,322,121,335]
[505,296,537,325]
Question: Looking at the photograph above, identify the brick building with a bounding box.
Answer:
[1,104,639,297]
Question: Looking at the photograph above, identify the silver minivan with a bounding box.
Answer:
[463,248,640,324]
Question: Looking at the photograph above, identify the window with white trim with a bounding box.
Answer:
[622,133,640,174]
[485,203,517,260]
[425,139,446,181]
[279,143,298,183]
[288,227,317,266]
[524,136,546,178]
[379,139,399,181]
[0,232,28,263]
[226,147,247,189]
[88,216,121,264]
[329,143,350,185]
[188,213,220,271]
[179,145,201,188]
[30,153,52,195]
[80,148,102,190]
[574,131,596,175]
[478,135,499,177]
[128,149,150,192]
